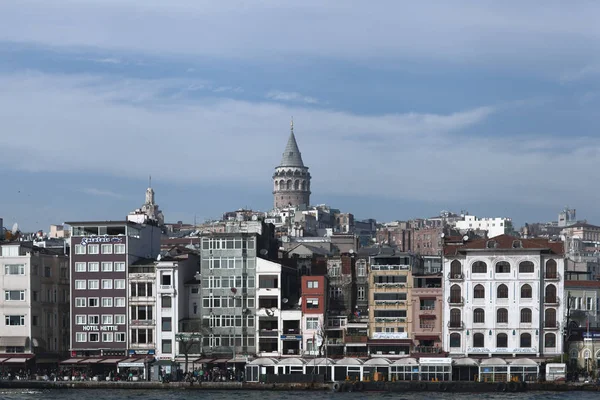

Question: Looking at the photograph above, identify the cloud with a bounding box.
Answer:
[81,188,124,199]
[266,90,318,104]
[560,63,600,83]
[1,70,599,213]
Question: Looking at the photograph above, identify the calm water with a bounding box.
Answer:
[0,390,595,400]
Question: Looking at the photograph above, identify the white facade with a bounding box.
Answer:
[455,215,513,238]
[155,259,181,361]
[443,246,565,359]
[302,313,325,356]
[256,258,282,356]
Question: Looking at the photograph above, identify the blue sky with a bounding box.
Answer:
[1,1,600,231]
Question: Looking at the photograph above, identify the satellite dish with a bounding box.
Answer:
[440,233,445,238]
[12,223,19,234]
[349,249,355,254]
[463,235,469,241]
[282,298,289,304]
[157,254,162,261]
[259,249,268,256]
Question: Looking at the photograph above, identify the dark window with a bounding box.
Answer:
[450,333,461,347]
[521,284,532,299]
[521,308,532,323]
[520,333,532,348]
[497,333,508,347]
[497,308,508,323]
[497,284,509,298]
[486,240,497,249]
[450,260,462,276]
[473,308,485,323]
[450,285,462,303]
[473,333,485,348]
[161,296,172,308]
[472,261,487,274]
[519,261,534,273]
[162,317,172,332]
[545,284,557,303]
[546,259,557,279]
[495,261,510,273]
[450,309,461,327]
[545,308,557,327]
[162,339,172,353]
[545,333,556,348]
[473,284,485,299]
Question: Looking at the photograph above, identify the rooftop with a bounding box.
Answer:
[444,234,564,256]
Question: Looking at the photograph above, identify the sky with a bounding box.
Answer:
[1,1,600,231]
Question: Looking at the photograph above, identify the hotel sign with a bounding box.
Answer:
[467,347,537,354]
[82,325,118,331]
[81,236,123,246]
[372,332,408,340]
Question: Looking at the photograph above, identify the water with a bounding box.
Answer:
[0,390,595,400]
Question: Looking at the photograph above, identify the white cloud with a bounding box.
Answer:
[81,188,124,198]
[0,71,598,212]
[266,90,318,104]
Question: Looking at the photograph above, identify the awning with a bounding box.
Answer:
[419,315,436,319]
[227,357,248,363]
[118,358,145,368]
[367,339,413,345]
[0,337,27,347]
[100,358,124,364]
[60,358,83,364]
[0,358,8,363]
[194,358,214,363]
[415,335,440,340]
[4,358,28,364]
[212,359,229,363]
[79,358,104,364]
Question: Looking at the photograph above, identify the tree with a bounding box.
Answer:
[175,333,202,373]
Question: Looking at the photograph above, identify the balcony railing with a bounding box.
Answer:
[259,329,279,337]
[283,328,300,334]
[420,305,435,311]
[374,283,406,289]
[448,321,464,329]
[412,346,443,354]
[130,319,155,326]
[544,297,560,305]
[544,320,559,329]
[326,338,344,345]
[419,323,435,329]
[448,273,464,281]
[448,296,464,305]
[371,265,410,271]
[374,300,406,305]
[375,317,406,323]
[344,335,368,343]
[160,285,173,290]
[545,273,561,281]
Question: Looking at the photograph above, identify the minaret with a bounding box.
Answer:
[272,119,311,209]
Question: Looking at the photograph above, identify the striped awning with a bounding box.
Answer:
[60,358,83,364]
[0,337,27,347]
[4,358,28,364]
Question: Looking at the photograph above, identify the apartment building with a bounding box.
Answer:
[301,275,327,356]
[0,242,70,369]
[411,262,443,357]
[443,234,565,359]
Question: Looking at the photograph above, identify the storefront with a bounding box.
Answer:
[390,358,419,381]
[508,358,538,382]
[333,357,363,381]
[362,358,390,381]
[245,358,277,382]
[117,358,147,380]
[479,358,508,382]
[452,357,479,381]
[419,357,451,382]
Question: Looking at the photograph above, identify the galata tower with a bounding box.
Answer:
[273,120,311,209]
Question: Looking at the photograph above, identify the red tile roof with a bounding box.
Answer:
[444,234,564,256]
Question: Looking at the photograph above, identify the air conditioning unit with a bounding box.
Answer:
[389,351,396,354]
[454,274,461,279]
[376,351,383,355]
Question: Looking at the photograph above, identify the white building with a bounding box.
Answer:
[256,258,282,356]
[443,235,565,360]
[455,215,513,238]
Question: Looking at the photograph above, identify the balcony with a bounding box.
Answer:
[374,317,406,323]
[374,300,406,306]
[130,319,155,326]
[374,283,406,289]
[448,296,464,306]
[447,321,464,330]
[448,273,464,281]
[419,323,435,330]
[259,329,279,337]
[344,335,368,343]
[412,346,444,355]
[371,265,410,271]
[544,297,560,305]
[420,305,436,312]
[326,338,344,345]
[544,320,559,329]
[545,273,561,281]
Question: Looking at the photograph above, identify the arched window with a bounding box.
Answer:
[473,333,485,348]
[545,333,556,348]
[294,180,299,190]
[519,261,534,273]
[450,260,462,277]
[473,284,485,299]
[545,308,557,328]
[279,179,285,190]
[520,333,532,348]
[520,308,532,323]
[301,181,306,190]
[497,284,509,298]
[450,309,462,328]
[545,284,557,303]
[274,181,279,190]
[286,180,292,190]
[496,261,510,273]
[497,333,508,347]
[546,259,557,279]
[450,285,462,303]
[473,308,485,323]
[450,333,461,348]
[497,308,508,323]
[472,261,487,274]
[521,284,532,299]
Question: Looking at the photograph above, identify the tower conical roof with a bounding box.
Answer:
[279,123,305,167]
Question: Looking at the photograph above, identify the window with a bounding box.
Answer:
[497,333,508,348]
[329,286,342,300]
[512,240,522,248]
[472,261,487,273]
[306,317,319,330]
[102,297,113,307]
[161,296,172,308]
[87,244,99,254]
[161,274,172,286]
[307,280,319,289]
[473,308,485,323]
[114,297,125,307]
[89,333,99,342]
[521,284,532,299]
[114,262,126,272]
[587,297,594,311]
[545,284,557,303]
[545,308,557,327]
[101,244,112,254]
[88,280,99,290]
[450,260,462,277]
[75,280,86,290]
[450,285,462,303]
[75,262,86,272]
[519,261,534,273]
[496,261,510,273]
[306,298,319,309]
[357,261,367,277]
[473,284,485,299]
[115,315,126,325]
[102,315,113,324]
[101,262,113,272]
[329,262,341,277]
[102,279,113,290]
[76,333,86,342]
[497,308,508,323]
[102,332,113,342]
[473,333,485,348]
[162,339,172,354]
[114,279,126,289]
[75,244,86,254]
[545,333,556,348]
[75,298,86,307]
[88,262,99,272]
[162,317,172,332]
[115,332,126,342]
[357,286,365,301]
[88,315,99,324]
[4,264,25,275]
[449,309,462,327]
[44,266,52,277]
[450,333,461,347]
[5,315,25,325]
[545,259,557,279]
[486,240,497,249]
[88,298,99,307]
[520,308,532,323]
[76,315,87,325]
[520,333,531,348]
[5,290,25,301]
[497,284,508,298]
[114,244,126,254]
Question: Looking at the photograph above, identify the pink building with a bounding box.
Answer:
[411,273,444,357]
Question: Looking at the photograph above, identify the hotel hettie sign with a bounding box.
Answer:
[82,325,118,331]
